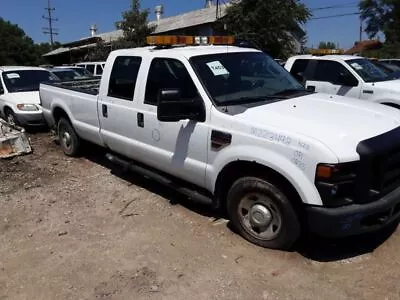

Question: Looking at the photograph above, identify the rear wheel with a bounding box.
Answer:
[57,118,80,156]
[4,108,19,126]
[227,176,300,250]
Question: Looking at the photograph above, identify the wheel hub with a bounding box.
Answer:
[63,132,71,147]
[250,204,272,228]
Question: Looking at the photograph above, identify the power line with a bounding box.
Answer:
[42,0,59,47]
[311,2,358,11]
[310,12,360,20]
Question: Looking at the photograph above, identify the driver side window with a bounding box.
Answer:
[312,60,356,85]
[144,58,199,106]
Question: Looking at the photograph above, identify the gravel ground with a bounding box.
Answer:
[1,132,400,300]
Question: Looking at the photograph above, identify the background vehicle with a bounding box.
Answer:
[40,37,400,250]
[0,66,55,126]
[369,59,400,80]
[49,68,87,81]
[380,59,400,68]
[54,66,94,78]
[285,55,400,108]
[75,62,105,77]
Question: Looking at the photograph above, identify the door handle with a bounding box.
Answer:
[137,112,144,128]
[102,104,108,118]
[307,85,316,92]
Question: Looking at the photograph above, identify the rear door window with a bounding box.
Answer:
[311,60,353,84]
[108,56,142,101]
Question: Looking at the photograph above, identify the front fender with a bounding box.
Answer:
[206,145,325,206]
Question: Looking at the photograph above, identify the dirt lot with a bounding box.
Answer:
[1,132,400,300]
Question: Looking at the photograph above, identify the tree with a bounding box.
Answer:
[223,0,311,58]
[115,0,155,48]
[318,41,337,49]
[360,0,400,44]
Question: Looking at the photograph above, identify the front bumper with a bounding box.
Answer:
[307,187,400,237]
[16,112,46,127]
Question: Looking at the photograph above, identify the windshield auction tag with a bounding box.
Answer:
[206,61,230,76]
[6,73,20,79]
[351,63,363,70]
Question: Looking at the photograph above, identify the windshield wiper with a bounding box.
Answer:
[219,95,285,106]
[273,88,310,96]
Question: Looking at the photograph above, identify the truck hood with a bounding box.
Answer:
[1,91,41,105]
[235,93,400,161]
[365,79,400,93]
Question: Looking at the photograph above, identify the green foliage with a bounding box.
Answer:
[115,0,155,48]
[318,41,337,49]
[360,0,400,57]
[0,18,56,66]
[223,0,311,58]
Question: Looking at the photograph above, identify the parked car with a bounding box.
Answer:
[40,36,400,250]
[75,62,105,77]
[380,59,400,68]
[285,55,400,108]
[369,59,400,80]
[54,66,94,78]
[0,66,56,127]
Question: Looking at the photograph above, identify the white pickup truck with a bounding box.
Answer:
[40,37,400,250]
[285,55,400,108]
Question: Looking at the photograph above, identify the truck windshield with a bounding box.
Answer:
[2,70,56,93]
[190,52,306,106]
[346,59,389,83]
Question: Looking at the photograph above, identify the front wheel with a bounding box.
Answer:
[57,118,80,157]
[227,177,301,250]
[4,108,20,127]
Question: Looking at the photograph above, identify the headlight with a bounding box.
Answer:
[16,104,39,111]
[315,162,359,207]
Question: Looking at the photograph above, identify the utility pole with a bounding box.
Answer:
[359,18,363,42]
[42,0,59,48]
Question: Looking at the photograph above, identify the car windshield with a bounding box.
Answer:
[72,67,92,77]
[52,70,78,80]
[190,52,306,106]
[2,70,56,92]
[346,59,389,82]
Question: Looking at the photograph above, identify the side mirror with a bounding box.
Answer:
[337,73,358,87]
[157,88,205,123]
[293,72,306,86]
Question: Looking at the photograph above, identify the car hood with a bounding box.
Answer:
[234,93,400,161]
[2,91,41,105]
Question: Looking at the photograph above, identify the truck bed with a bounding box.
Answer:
[45,78,101,95]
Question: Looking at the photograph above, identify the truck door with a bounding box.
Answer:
[97,56,144,158]
[306,60,361,98]
[135,57,209,188]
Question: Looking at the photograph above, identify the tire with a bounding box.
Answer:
[227,176,300,250]
[57,118,80,156]
[4,108,20,127]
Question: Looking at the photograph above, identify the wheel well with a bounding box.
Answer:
[3,106,12,115]
[382,102,400,109]
[53,107,70,125]
[214,161,304,212]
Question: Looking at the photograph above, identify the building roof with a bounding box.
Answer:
[345,40,382,55]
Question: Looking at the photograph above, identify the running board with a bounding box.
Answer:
[105,153,213,206]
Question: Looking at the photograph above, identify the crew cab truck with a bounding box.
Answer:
[285,55,400,108]
[40,36,400,250]
[0,66,55,127]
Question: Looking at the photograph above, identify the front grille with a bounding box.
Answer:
[356,126,400,203]
[373,151,400,195]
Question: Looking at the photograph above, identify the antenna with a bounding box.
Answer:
[42,0,59,47]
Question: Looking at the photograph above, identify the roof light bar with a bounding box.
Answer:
[146,35,235,46]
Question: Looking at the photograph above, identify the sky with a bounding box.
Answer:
[1,0,367,50]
